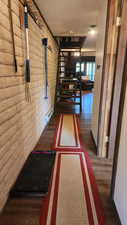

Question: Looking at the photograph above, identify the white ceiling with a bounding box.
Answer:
[36,0,102,51]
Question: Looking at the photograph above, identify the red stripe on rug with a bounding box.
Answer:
[80,154,95,225]
[39,152,107,225]
[57,115,63,147]
[39,154,59,225]
[52,114,83,151]
[84,151,107,225]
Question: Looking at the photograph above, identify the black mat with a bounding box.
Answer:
[10,150,56,197]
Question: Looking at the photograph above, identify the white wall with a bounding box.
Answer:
[114,85,127,225]
[91,0,108,147]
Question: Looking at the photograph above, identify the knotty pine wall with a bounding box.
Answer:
[0,0,58,210]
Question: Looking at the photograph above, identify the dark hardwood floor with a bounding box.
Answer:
[0,92,121,225]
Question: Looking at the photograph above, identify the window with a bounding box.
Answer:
[74,52,80,57]
[76,62,85,73]
[76,61,95,79]
[86,62,96,81]
[81,63,85,72]
[76,62,80,72]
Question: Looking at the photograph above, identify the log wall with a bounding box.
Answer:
[0,0,58,210]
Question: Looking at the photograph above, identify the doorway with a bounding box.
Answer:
[96,0,123,158]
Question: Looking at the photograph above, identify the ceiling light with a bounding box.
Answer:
[88,25,97,35]
[89,29,96,35]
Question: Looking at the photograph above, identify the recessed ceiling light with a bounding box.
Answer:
[89,29,97,35]
[88,25,97,35]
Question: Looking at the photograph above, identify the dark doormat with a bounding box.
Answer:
[10,150,56,198]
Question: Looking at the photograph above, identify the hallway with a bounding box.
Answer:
[0,92,120,225]
[1,0,127,223]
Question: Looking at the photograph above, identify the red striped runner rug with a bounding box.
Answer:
[39,152,107,225]
[53,114,83,151]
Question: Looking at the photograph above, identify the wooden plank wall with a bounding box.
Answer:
[0,0,58,210]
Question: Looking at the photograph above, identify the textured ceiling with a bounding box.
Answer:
[35,0,102,50]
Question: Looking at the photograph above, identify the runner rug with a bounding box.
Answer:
[53,114,82,151]
[40,152,107,225]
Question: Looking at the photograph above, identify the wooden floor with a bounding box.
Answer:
[0,92,121,225]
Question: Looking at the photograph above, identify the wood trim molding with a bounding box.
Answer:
[111,200,122,225]
[97,0,111,155]
[32,0,58,45]
[19,0,58,46]
[90,130,97,155]
[106,0,123,159]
